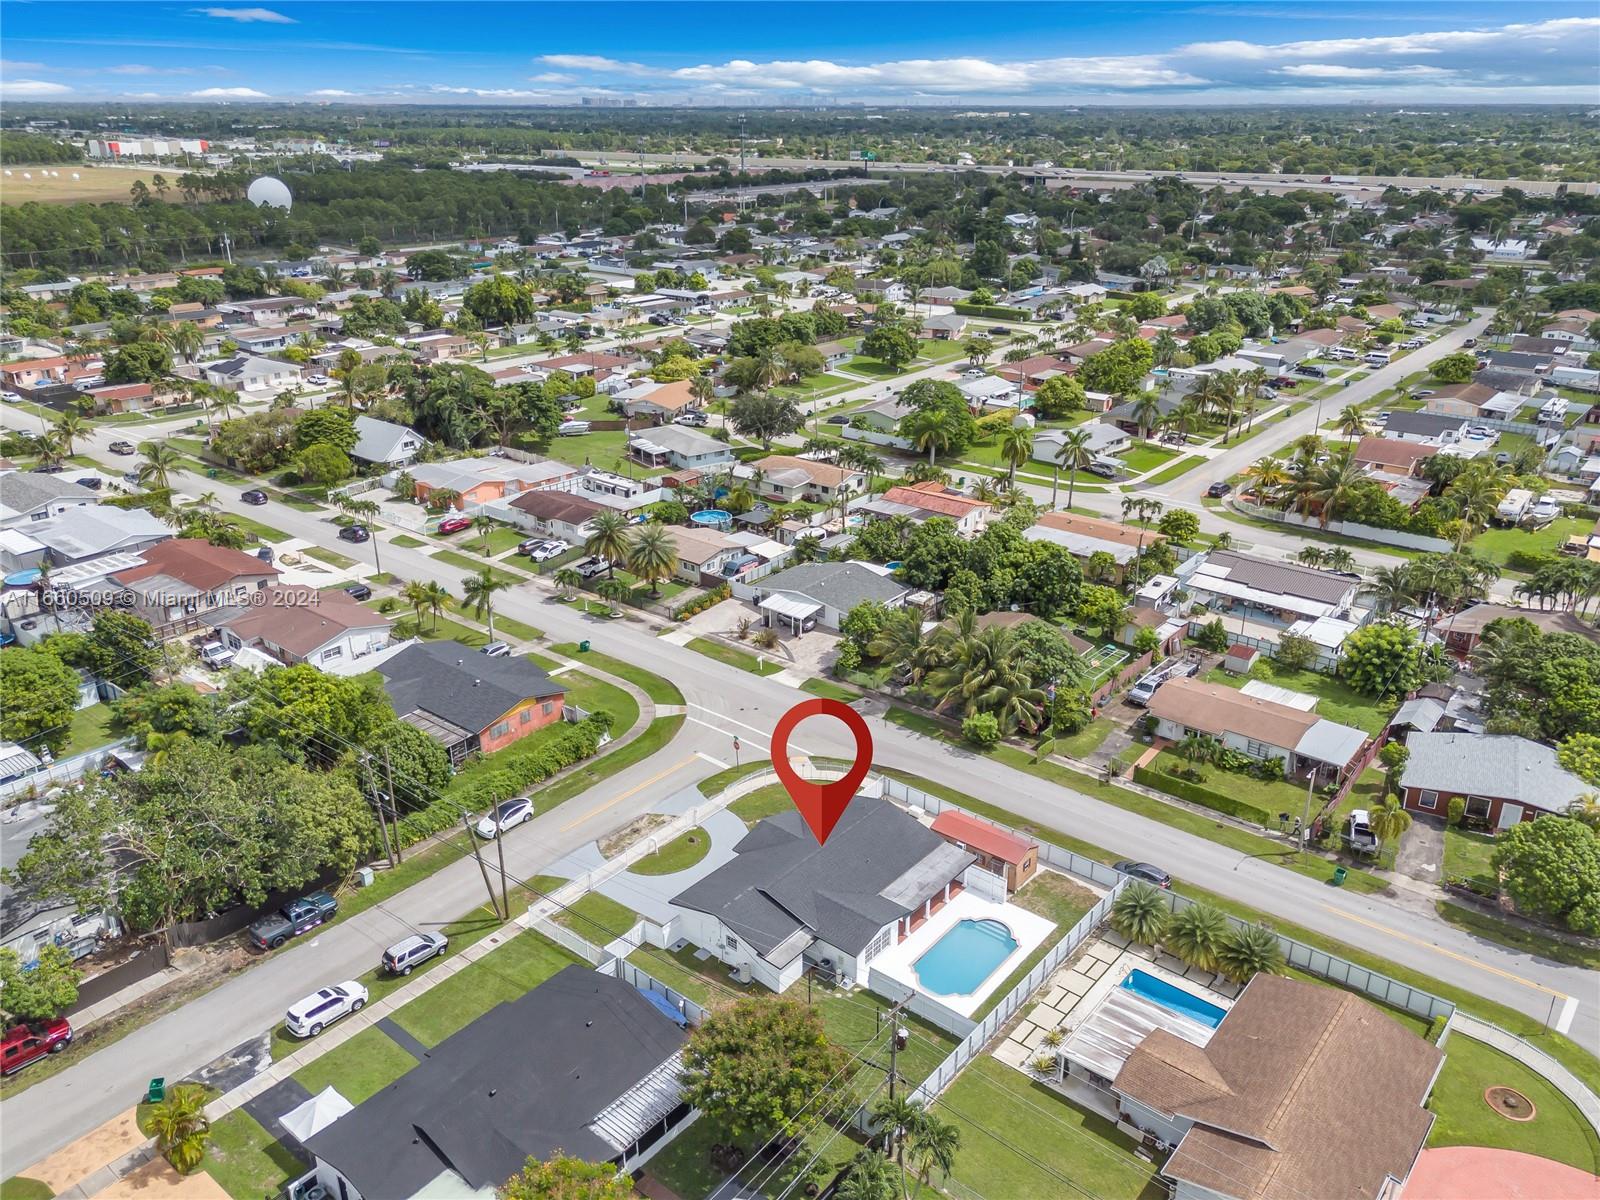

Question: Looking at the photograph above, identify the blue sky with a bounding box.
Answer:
[2,2,1597,104]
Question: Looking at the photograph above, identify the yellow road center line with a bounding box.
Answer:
[559,755,699,832]
[1320,905,1568,999]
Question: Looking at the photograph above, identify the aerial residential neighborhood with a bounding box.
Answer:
[0,4,1597,1200]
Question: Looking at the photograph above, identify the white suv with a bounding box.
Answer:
[285,982,367,1038]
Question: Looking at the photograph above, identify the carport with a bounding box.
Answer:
[759,593,821,635]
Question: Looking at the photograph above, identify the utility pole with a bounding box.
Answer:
[494,817,511,920]
[738,112,747,177]
[362,754,395,868]
[889,1024,907,1101]
[381,747,404,863]
[461,809,503,918]
[1298,764,1319,857]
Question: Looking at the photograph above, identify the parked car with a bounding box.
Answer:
[337,524,371,543]
[1206,481,1232,498]
[109,440,136,455]
[0,390,23,403]
[1344,811,1379,856]
[1296,364,1326,379]
[1085,459,1119,479]
[476,797,534,838]
[343,583,373,601]
[122,471,143,485]
[241,489,269,505]
[75,476,103,491]
[435,515,472,535]
[674,410,709,427]
[648,313,671,326]
[248,891,338,950]
[573,555,611,579]
[826,414,850,425]
[284,982,367,1038]
[381,933,448,977]
[199,641,236,670]
[307,373,331,386]
[480,641,511,657]
[1,1018,73,1076]
[525,540,567,562]
[1463,337,1478,348]
[1115,861,1172,888]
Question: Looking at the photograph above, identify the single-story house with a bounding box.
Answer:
[1148,677,1369,780]
[15,506,169,568]
[957,374,1023,411]
[1422,382,1498,419]
[351,416,426,467]
[930,810,1038,892]
[627,425,735,473]
[1180,551,1360,627]
[200,355,302,394]
[1032,422,1130,465]
[406,457,580,510]
[669,794,978,991]
[110,539,278,628]
[504,489,605,544]
[875,482,993,537]
[995,354,1077,392]
[1352,436,1440,478]
[748,456,865,504]
[662,524,742,582]
[212,585,392,671]
[376,639,566,766]
[815,339,853,369]
[617,379,698,420]
[0,471,99,530]
[302,966,689,1200]
[1437,601,1600,654]
[1398,731,1593,831]
[1113,974,1443,1200]
[921,313,968,340]
[738,560,910,632]
[79,382,159,416]
[1382,411,1469,446]
[1023,511,1159,583]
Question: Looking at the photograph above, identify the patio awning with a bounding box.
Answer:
[280,1086,354,1144]
[759,594,822,621]
[1294,719,1368,771]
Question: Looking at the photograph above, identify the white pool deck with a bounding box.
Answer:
[870,890,1057,1018]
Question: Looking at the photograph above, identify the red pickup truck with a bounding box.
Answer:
[2,1017,73,1076]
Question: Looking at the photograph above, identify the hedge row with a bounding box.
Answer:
[395,714,610,844]
[952,302,1031,321]
[1132,764,1273,827]
[675,583,730,620]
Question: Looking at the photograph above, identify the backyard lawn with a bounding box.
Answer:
[60,703,119,758]
[291,1026,417,1104]
[1469,517,1591,570]
[389,930,582,1047]
[1427,1034,1600,1174]
[201,1109,305,1200]
[1203,661,1393,735]
[629,826,712,875]
[1443,826,1499,892]
[935,1058,1165,1200]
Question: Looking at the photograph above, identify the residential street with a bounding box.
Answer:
[1,427,1589,1174]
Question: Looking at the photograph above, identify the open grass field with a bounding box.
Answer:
[0,165,166,205]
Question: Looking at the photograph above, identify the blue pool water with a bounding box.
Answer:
[1120,969,1226,1028]
[913,919,1018,997]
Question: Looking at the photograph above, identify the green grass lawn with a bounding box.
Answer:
[812,984,958,1102]
[729,782,793,827]
[625,942,745,1007]
[1434,900,1600,971]
[60,703,119,758]
[1116,441,1181,474]
[390,533,426,548]
[301,544,358,569]
[695,760,775,800]
[367,600,487,649]
[1048,716,1117,760]
[801,677,861,702]
[1468,516,1591,571]
[1143,455,1206,486]
[441,596,542,643]
[974,872,1097,1020]
[542,880,640,942]
[429,549,527,584]
[842,354,908,378]
[687,636,786,676]
[532,714,686,811]
[556,668,641,738]
[1428,1034,1600,1174]
[221,513,289,543]
[1443,826,1500,892]
[1149,748,1309,816]
[291,1026,418,1104]
[550,643,687,705]
[645,1112,861,1200]
[773,371,855,398]
[470,525,527,557]
[935,1058,1164,1200]
[629,826,711,875]
[1203,661,1393,735]
[535,428,653,476]
[389,929,582,1047]
[0,1179,53,1200]
[201,1109,305,1200]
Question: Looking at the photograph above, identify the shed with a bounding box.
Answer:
[1222,645,1260,675]
[930,810,1039,891]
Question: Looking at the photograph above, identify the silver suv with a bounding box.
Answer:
[381,933,448,976]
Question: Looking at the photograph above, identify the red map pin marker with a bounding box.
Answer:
[771,698,874,846]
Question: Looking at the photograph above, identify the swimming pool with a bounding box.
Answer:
[1120,968,1226,1028]
[913,918,1018,997]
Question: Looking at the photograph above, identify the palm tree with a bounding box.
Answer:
[421,581,450,632]
[461,567,510,640]
[1445,467,1507,547]
[168,320,204,364]
[999,424,1032,490]
[1110,881,1169,946]
[905,1108,961,1199]
[596,576,630,616]
[52,408,90,457]
[1051,428,1094,509]
[472,514,498,556]
[148,1083,210,1175]
[1217,924,1284,983]
[1368,796,1413,866]
[871,1094,924,1170]
[1165,903,1231,974]
[1243,455,1290,506]
[1364,564,1416,614]
[584,510,633,578]
[839,1150,898,1200]
[401,579,430,629]
[906,408,954,465]
[553,566,582,601]
[1128,389,1164,441]
[867,608,932,684]
[1336,404,1367,444]
[1323,547,1355,573]
[1303,448,1363,528]
[627,525,677,598]
[136,440,183,491]
[689,373,716,413]
[925,626,1046,735]
[1121,495,1163,579]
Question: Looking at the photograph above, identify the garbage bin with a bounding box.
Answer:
[1332,866,1347,886]
[146,1077,165,1104]
[578,640,591,653]
[357,866,375,887]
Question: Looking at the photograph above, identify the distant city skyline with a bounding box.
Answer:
[1,2,1597,105]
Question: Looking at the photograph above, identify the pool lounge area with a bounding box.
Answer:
[871,889,1057,1018]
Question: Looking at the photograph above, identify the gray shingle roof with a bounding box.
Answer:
[1399,732,1591,813]
[0,471,92,518]
[754,561,908,614]
[350,415,421,464]
[303,966,685,1197]
[377,640,564,736]
[670,795,975,957]
[1202,551,1356,606]
[1382,411,1466,438]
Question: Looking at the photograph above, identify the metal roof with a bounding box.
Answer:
[587,1049,687,1153]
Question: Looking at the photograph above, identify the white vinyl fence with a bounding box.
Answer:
[0,739,135,803]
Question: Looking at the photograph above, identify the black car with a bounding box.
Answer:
[241,489,268,505]
[74,476,103,491]
[248,891,338,950]
[337,524,371,543]
[1115,861,1172,888]
[826,414,850,425]
[344,583,373,601]
[30,464,65,474]
[1206,481,1232,498]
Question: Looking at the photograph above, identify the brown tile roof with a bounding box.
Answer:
[219,585,386,658]
[881,482,991,519]
[1115,974,1442,1200]
[1352,436,1440,474]
[930,810,1035,865]
[1294,328,1344,347]
[507,489,606,525]
[1427,382,1496,406]
[754,455,859,488]
[1035,510,1156,550]
[630,379,696,411]
[1147,677,1320,750]
[113,539,279,591]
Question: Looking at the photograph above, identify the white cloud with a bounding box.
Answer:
[1276,63,1454,79]
[0,79,73,96]
[0,59,45,70]
[1180,17,1600,62]
[538,54,647,74]
[190,86,269,97]
[108,64,207,75]
[309,88,356,96]
[192,7,296,23]
[529,72,573,84]
[427,85,552,98]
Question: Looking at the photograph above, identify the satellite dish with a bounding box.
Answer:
[246,175,292,211]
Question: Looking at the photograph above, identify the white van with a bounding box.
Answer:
[1328,347,1358,362]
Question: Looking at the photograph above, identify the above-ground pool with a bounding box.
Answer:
[884,560,903,571]
[1120,968,1226,1028]
[690,509,732,528]
[913,918,1018,997]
